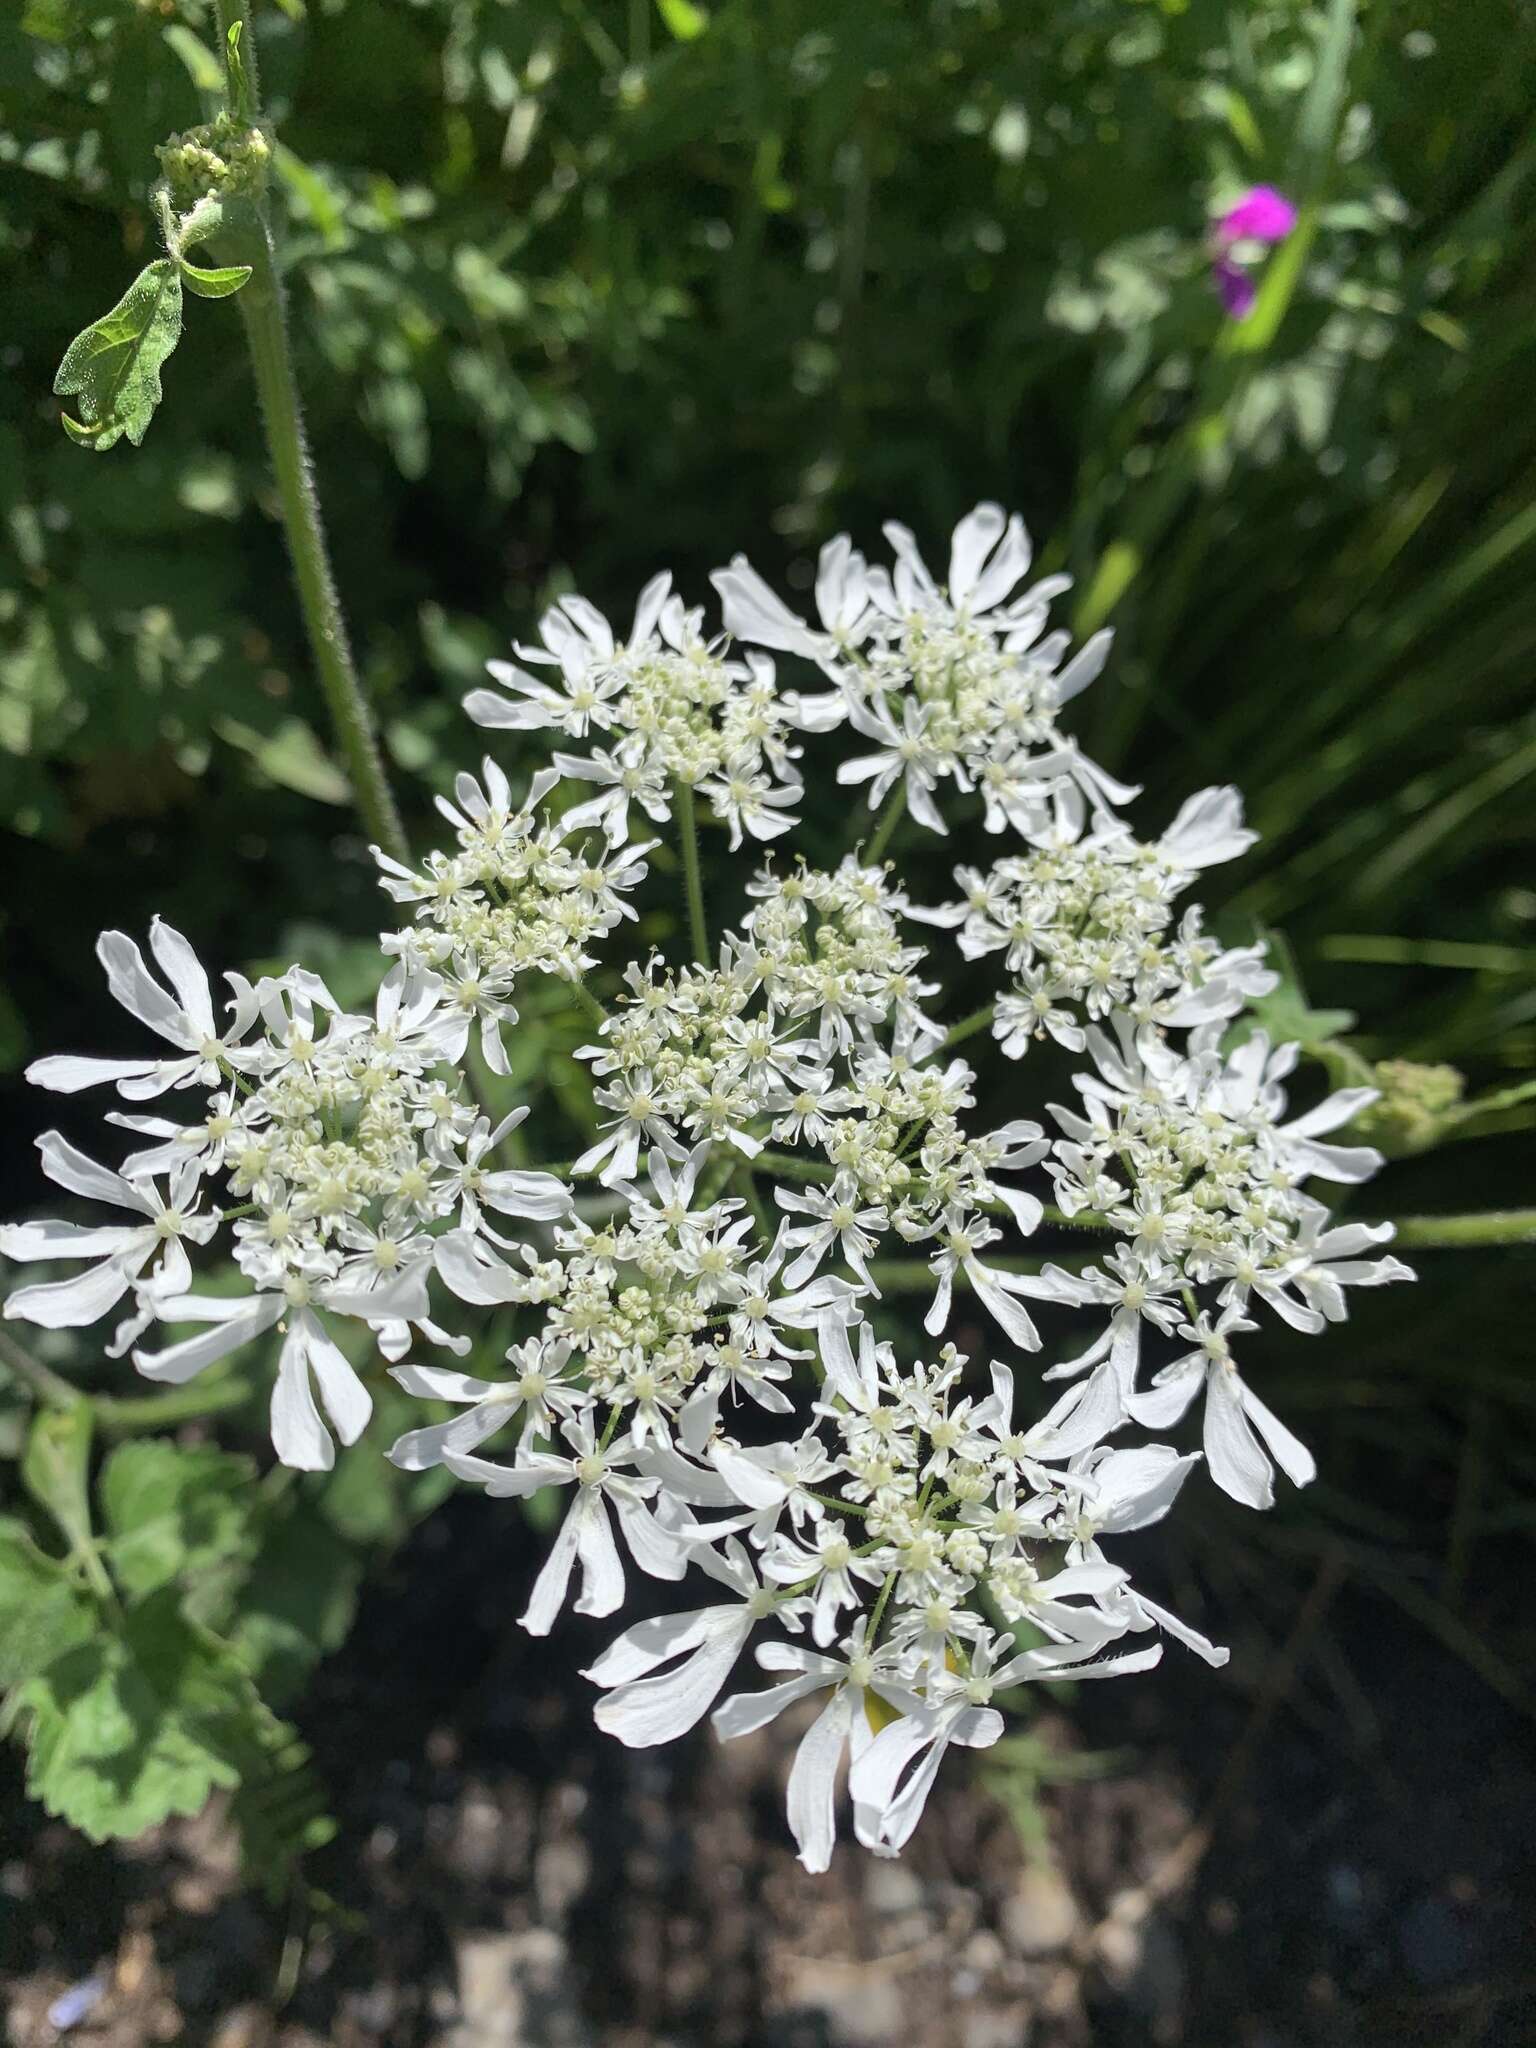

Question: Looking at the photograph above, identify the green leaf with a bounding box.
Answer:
[161,23,225,95]
[100,1442,258,1600]
[15,1592,250,1842]
[0,1518,96,1692]
[215,1503,362,1709]
[1226,927,1355,1053]
[214,715,351,804]
[53,261,184,453]
[655,0,709,41]
[22,1402,94,1557]
[179,259,253,301]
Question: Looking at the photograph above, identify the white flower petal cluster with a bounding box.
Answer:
[2,921,570,1469]
[465,575,803,851]
[714,503,1131,835]
[2,504,1417,1870]
[376,758,653,1064]
[914,784,1279,1054]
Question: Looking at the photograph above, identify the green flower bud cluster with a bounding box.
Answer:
[156,111,271,211]
[1351,1058,1465,1156]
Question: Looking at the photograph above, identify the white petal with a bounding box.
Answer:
[592,1616,751,1748]
[785,1688,856,1873]
[148,919,215,1036]
[521,1498,583,1635]
[26,1054,164,1094]
[270,1323,335,1471]
[35,1131,145,1212]
[297,1311,373,1448]
[1238,1380,1316,1490]
[1203,1368,1275,1509]
[572,1490,626,1619]
[134,1292,280,1382]
[5,1256,138,1329]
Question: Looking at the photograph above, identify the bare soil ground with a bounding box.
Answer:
[5,1502,1532,2048]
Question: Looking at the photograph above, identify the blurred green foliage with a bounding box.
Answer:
[1,0,1534,1886]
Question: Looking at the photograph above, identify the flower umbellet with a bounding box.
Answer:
[1,504,1413,1868]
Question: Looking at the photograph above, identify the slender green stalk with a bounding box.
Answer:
[1388,1210,1536,1250]
[0,1329,79,1410]
[213,1,407,862]
[754,1148,833,1185]
[733,1159,773,1239]
[93,1373,252,1435]
[864,782,907,864]
[675,781,710,962]
[0,1325,249,1435]
[569,980,610,1034]
[940,1002,996,1053]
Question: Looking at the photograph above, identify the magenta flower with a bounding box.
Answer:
[1210,184,1297,319]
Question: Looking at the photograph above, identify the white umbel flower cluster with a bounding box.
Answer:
[2,505,1414,1871]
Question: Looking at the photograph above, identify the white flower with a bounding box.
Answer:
[711,1629,918,1871]
[585,1540,787,1746]
[2,500,1422,1871]
[1128,1308,1316,1510]
[850,1628,1162,1853]
[716,505,1128,838]
[132,1260,428,1471]
[0,1133,216,1354]
[446,1415,689,1633]
[27,921,261,1100]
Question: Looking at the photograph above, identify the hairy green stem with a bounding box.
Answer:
[675,781,710,962]
[940,1002,997,1053]
[236,229,407,861]
[213,1,407,861]
[569,980,610,1034]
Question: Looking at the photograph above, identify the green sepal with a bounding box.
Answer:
[53,259,184,452]
[179,257,254,300]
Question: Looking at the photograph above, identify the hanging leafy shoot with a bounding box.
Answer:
[50,95,267,454]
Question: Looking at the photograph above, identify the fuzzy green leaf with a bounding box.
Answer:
[53,260,184,452]
[22,1402,94,1557]
[100,1441,258,1600]
[16,1591,255,1843]
[0,1518,96,1693]
[179,258,253,301]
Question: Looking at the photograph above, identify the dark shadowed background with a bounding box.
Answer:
[2,2,1534,2043]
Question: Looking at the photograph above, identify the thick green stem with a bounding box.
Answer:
[864,782,907,864]
[675,781,710,963]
